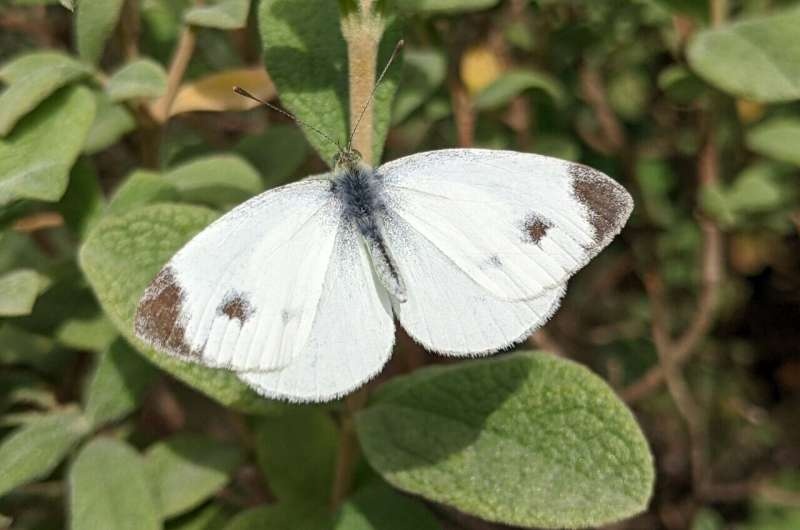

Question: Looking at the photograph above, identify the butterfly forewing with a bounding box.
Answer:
[378,149,633,302]
[134,180,341,373]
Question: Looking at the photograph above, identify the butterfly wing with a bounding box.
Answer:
[239,221,395,401]
[382,212,564,355]
[378,149,633,302]
[134,180,344,373]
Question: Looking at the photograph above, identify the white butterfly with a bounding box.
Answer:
[134,148,633,402]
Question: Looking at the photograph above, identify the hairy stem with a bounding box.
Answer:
[152,26,196,123]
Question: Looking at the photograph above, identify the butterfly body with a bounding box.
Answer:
[135,149,633,402]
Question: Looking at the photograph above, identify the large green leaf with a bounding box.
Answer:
[0,86,96,207]
[0,268,50,317]
[0,408,90,497]
[144,434,243,518]
[84,339,156,427]
[185,0,251,30]
[234,125,310,187]
[168,504,231,530]
[258,0,401,164]
[746,117,800,167]
[356,352,654,529]
[79,203,270,412]
[164,155,263,207]
[107,58,168,102]
[223,503,330,530]
[105,170,179,217]
[84,92,136,154]
[74,0,127,64]
[253,408,338,503]
[69,438,161,530]
[333,482,441,530]
[687,7,800,102]
[0,51,91,137]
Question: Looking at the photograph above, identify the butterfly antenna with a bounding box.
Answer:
[233,86,341,151]
[347,39,404,152]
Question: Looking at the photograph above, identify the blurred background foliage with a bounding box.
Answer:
[0,0,799,529]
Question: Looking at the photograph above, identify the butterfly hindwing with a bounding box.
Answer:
[378,149,633,302]
[239,221,395,401]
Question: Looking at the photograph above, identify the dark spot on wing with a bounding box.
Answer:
[217,291,254,324]
[569,163,628,244]
[522,215,553,245]
[134,266,200,358]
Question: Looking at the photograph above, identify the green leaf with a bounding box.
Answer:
[57,158,105,237]
[474,69,565,110]
[84,339,156,427]
[168,504,231,530]
[687,7,800,103]
[356,351,654,529]
[164,155,263,207]
[79,203,270,412]
[223,503,330,530]
[0,323,59,372]
[746,117,800,166]
[0,51,91,137]
[69,438,161,530]
[185,0,251,30]
[258,0,401,164]
[394,0,499,14]
[0,408,90,497]
[253,408,338,503]
[106,171,179,216]
[107,58,168,102]
[74,0,127,65]
[55,311,118,352]
[145,434,243,518]
[333,482,441,530]
[392,48,446,125]
[235,125,310,188]
[0,268,50,317]
[0,86,96,207]
[84,92,136,154]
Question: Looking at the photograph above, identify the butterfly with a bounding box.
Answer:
[133,143,633,402]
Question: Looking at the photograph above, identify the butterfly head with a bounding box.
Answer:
[333,148,363,172]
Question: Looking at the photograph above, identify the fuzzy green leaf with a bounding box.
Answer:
[0,268,50,316]
[474,69,565,110]
[164,155,263,207]
[746,117,800,167]
[168,504,231,530]
[106,170,179,216]
[185,0,251,30]
[0,408,90,497]
[79,203,271,412]
[107,58,168,102]
[687,7,800,103]
[57,158,106,236]
[254,408,338,503]
[0,51,91,137]
[0,86,96,207]
[258,0,401,164]
[74,0,127,64]
[69,438,161,530]
[333,482,441,530]
[356,352,654,529]
[84,92,136,154]
[223,503,330,530]
[84,339,156,427]
[145,434,243,518]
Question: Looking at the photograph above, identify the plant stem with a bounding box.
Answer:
[330,387,369,510]
[152,26,197,123]
[341,0,385,164]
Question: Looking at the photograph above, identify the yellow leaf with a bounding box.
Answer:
[165,67,275,117]
[460,45,505,95]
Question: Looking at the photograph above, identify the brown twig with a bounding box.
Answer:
[151,26,197,123]
[579,65,626,154]
[450,77,475,147]
[330,387,369,510]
